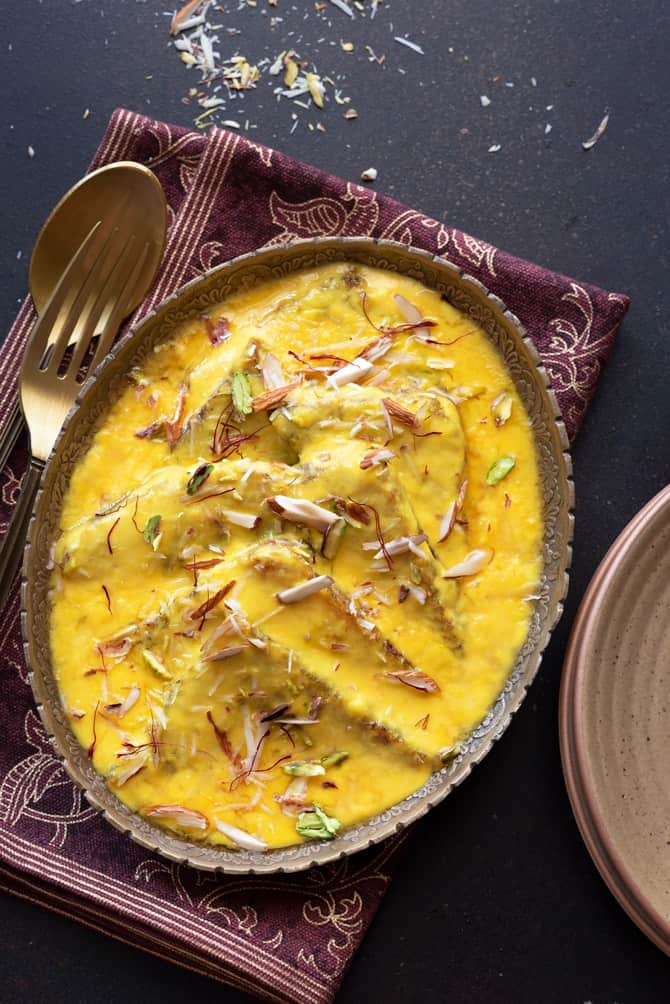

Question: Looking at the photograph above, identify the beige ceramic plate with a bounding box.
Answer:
[560,484,670,954]
[22,238,573,873]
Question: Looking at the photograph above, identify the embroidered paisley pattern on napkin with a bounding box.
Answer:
[0,108,629,1004]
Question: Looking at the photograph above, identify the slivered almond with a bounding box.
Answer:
[267,496,340,533]
[406,584,427,605]
[252,380,301,412]
[360,447,396,470]
[97,637,133,661]
[295,367,337,381]
[203,644,249,662]
[274,777,310,817]
[116,685,141,718]
[393,294,424,324]
[357,334,393,362]
[165,382,188,449]
[326,358,373,388]
[277,576,333,605]
[221,510,260,529]
[144,804,208,829]
[214,819,268,851]
[201,615,243,654]
[319,495,372,526]
[393,293,434,340]
[382,397,420,431]
[372,533,427,561]
[437,502,456,543]
[261,351,285,389]
[343,499,371,525]
[442,548,493,578]
[491,391,513,427]
[382,669,441,693]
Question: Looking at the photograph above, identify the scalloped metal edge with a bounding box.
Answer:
[21,236,574,875]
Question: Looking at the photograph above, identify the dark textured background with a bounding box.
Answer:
[1,0,669,1000]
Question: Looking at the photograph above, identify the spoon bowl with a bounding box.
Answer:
[29,161,167,317]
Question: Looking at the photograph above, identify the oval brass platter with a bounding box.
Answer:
[22,238,573,874]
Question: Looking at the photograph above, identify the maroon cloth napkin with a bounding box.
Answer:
[0,108,628,1004]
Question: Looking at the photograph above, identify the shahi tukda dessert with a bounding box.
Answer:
[49,262,542,851]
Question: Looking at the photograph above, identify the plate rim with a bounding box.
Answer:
[559,483,670,955]
[22,235,574,873]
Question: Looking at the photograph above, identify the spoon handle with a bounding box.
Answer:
[0,403,26,475]
[0,459,43,613]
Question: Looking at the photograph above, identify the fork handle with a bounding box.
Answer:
[0,458,44,613]
[0,402,26,474]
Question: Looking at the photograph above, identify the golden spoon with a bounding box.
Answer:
[29,161,166,316]
[0,162,167,471]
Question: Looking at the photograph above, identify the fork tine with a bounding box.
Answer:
[44,225,127,377]
[57,232,131,360]
[63,230,139,380]
[62,238,151,385]
[84,241,151,377]
[21,220,105,377]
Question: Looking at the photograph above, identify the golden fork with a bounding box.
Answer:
[0,220,151,611]
[0,162,167,474]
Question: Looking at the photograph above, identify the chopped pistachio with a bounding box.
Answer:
[143,515,162,547]
[321,751,349,768]
[321,517,347,559]
[231,372,253,415]
[283,761,326,777]
[296,803,341,840]
[142,649,171,679]
[486,456,516,485]
[186,462,214,496]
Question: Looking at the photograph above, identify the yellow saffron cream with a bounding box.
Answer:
[49,263,542,850]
